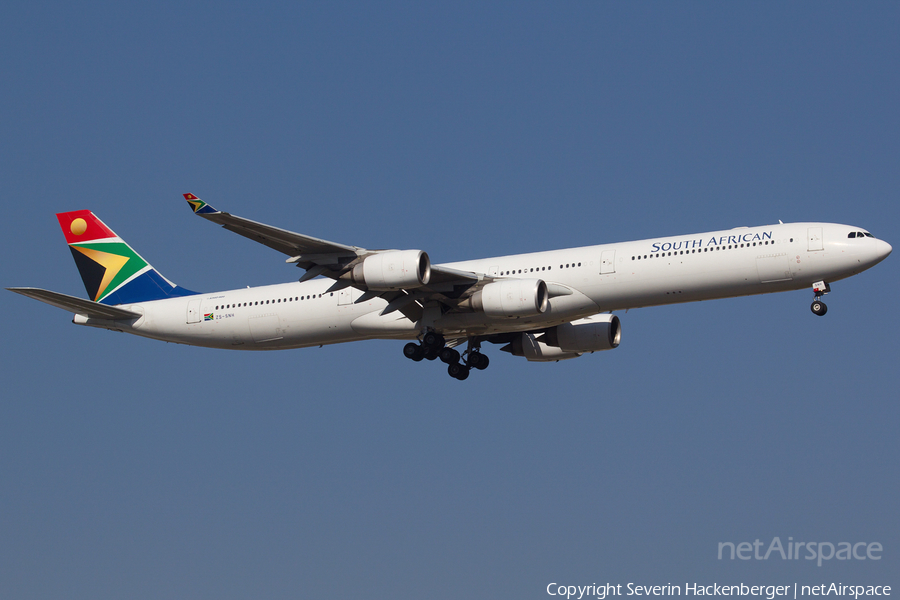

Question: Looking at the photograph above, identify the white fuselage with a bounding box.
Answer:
[76,222,891,350]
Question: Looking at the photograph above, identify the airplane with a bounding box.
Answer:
[8,194,892,380]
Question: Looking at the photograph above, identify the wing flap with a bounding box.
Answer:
[7,287,142,320]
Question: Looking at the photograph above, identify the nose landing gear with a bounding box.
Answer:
[810,281,831,316]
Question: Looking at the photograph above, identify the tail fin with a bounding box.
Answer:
[57,210,196,305]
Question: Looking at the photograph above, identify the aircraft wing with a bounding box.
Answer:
[7,287,142,320]
[184,194,362,270]
[184,193,484,294]
[423,264,482,291]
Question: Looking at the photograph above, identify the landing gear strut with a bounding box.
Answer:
[810,281,830,316]
[401,333,490,380]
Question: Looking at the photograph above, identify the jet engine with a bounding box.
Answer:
[501,314,621,362]
[465,279,549,318]
[543,314,621,352]
[351,250,431,291]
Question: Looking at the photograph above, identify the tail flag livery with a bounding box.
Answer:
[184,193,218,215]
[57,210,196,305]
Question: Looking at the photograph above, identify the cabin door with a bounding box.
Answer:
[807,227,824,252]
[600,250,616,274]
[186,299,202,323]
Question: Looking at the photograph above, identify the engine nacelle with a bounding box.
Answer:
[500,314,621,362]
[467,279,549,318]
[502,333,582,362]
[544,314,621,353]
[351,250,431,291]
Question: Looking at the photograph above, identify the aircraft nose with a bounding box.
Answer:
[878,239,892,261]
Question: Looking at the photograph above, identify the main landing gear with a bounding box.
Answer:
[810,281,831,317]
[403,333,490,380]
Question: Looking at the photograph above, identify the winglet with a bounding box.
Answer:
[183,193,219,215]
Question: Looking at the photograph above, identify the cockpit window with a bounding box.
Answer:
[864,232,874,238]
[849,231,876,239]
[848,232,857,238]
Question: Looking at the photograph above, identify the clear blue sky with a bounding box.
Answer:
[2,3,898,599]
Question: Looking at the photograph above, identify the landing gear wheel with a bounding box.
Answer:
[469,352,490,370]
[423,346,439,361]
[422,331,445,350]
[811,300,827,316]
[448,363,469,380]
[439,347,460,364]
[403,342,424,361]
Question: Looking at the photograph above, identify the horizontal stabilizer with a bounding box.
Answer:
[6,287,142,320]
